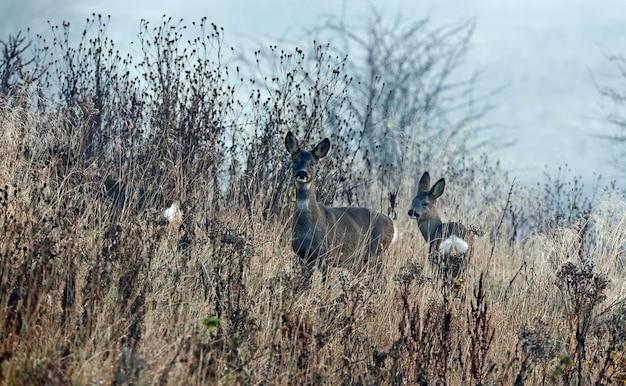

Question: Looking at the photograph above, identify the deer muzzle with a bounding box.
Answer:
[295,170,311,183]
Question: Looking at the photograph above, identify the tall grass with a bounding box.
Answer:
[0,15,625,385]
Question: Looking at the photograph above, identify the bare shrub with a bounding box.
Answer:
[0,12,625,385]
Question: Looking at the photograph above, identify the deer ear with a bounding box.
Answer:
[313,138,330,159]
[430,178,445,199]
[418,172,431,192]
[285,132,299,155]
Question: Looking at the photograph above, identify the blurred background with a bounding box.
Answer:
[2,0,625,191]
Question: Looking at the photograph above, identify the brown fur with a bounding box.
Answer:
[408,171,474,280]
[285,131,395,284]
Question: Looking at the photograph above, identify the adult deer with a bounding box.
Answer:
[285,131,396,285]
[408,172,471,279]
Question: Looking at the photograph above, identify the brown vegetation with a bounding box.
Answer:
[0,15,625,385]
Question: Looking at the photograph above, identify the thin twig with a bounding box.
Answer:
[503,261,526,301]
[488,178,516,265]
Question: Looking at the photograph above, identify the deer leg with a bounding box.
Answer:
[301,267,313,287]
[319,264,329,284]
[317,249,331,284]
[295,251,313,288]
[301,261,315,288]
[364,242,381,277]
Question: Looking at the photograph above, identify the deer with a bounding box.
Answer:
[285,131,396,286]
[408,171,472,280]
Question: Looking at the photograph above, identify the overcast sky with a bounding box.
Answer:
[2,0,625,190]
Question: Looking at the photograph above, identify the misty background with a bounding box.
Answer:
[2,0,625,191]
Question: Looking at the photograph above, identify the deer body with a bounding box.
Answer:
[286,132,395,284]
[408,172,471,277]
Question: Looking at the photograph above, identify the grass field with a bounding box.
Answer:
[1,16,625,385]
[1,103,625,385]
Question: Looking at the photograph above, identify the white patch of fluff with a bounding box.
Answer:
[439,235,469,255]
[296,199,309,211]
[163,202,182,223]
[392,224,398,244]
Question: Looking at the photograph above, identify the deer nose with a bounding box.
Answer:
[295,170,310,182]
[408,209,416,217]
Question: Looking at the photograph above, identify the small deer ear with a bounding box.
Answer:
[418,172,431,192]
[285,132,299,155]
[430,178,445,199]
[313,138,330,159]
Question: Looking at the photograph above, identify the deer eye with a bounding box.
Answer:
[422,202,429,208]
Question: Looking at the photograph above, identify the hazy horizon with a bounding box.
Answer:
[2,0,624,193]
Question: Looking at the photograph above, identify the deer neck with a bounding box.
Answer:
[418,213,443,243]
[294,182,322,222]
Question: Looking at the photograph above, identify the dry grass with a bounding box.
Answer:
[1,16,626,385]
[1,101,625,385]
